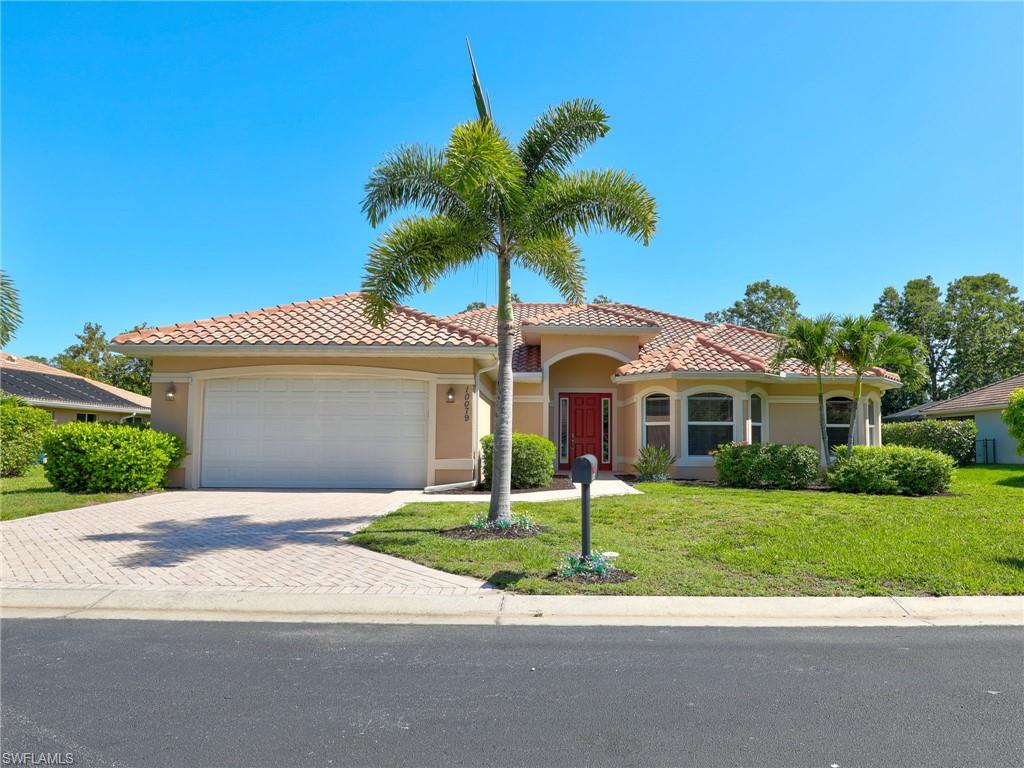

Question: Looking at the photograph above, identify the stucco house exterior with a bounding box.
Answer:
[0,352,151,424]
[918,373,1024,464]
[111,293,899,490]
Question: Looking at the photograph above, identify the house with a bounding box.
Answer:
[882,401,934,422]
[0,352,151,424]
[917,373,1024,464]
[110,293,900,489]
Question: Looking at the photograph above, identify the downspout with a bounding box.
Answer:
[473,355,499,486]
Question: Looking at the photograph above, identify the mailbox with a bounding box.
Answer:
[571,454,598,484]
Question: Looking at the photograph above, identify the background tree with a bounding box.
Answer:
[1002,388,1024,456]
[773,315,838,466]
[0,270,23,347]
[23,355,50,365]
[705,279,800,334]
[835,315,920,446]
[360,43,657,522]
[872,276,951,412]
[945,274,1024,396]
[591,294,612,304]
[51,322,152,396]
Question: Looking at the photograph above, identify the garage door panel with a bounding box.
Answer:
[200,377,428,488]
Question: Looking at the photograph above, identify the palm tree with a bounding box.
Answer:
[773,315,838,466]
[836,315,920,447]
[360,43,658,522]
[0,270,23,347]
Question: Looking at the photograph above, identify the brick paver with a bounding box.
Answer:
[1,490,488,595]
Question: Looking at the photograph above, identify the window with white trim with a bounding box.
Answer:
[558,397,569,463]
[826,397,855,450]
[750,394,763,444]
[643,394,671,452]
[687,392,734,456]
[867,400,876,446]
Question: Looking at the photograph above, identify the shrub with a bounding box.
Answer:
[1003,388,1024,456]
[634,444,675,482]
[0,401,53,477]
[881,419,978,465]
[827,445,953,496]
[469,511,535,531]
[557,551,618,578]
[480,433,555,489]
[42,422,186,493]
[714,442,820,490]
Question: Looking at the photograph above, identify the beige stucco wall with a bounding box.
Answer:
[435,383,474,461]
[540,333,641,366]
[512,402,544,436]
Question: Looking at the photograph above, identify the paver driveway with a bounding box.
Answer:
[0,490,487,595]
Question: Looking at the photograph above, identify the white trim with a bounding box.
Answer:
[513,395,546,403]
[555,389,617,468]
[542,347,633,443]
[924,405,1007,417]
[512,372,543,383]
[748,387,768,444]
[18,397,150,415]
[424,479,477,493]
[679,385,744,465]
[150,373,193,384]
[639,389,674,458]
[612,370,902,391]
[111,343,498,359]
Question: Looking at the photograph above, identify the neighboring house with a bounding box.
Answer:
[0,352,151,424]
[111,293,899,489]
[882,401,934,422]
[918,373,1024,465]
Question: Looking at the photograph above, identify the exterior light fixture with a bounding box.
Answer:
[165,382,177,402]
[446,386,456,403]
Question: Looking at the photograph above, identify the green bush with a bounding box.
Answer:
[480,433,555,489]
[881,419,978,465]
[1003,388,1024,456]
[827,445,953,496]
[0,401,53,477]
[42,422,186,493]
[634,444,675,482]
[714,442,821,490]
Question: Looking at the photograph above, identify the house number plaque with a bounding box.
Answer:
[464,387,472,422]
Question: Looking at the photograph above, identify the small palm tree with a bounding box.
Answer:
[836,315,920,447]
[361,43,657,522]
[0,270,23,347]
[773,315,838,466]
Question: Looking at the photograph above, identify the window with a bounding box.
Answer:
[866,400,876,446]
[76,413,97,423]
[601,397,611,465]
[750,395,763,444]
[826,397,855,450]
[643,394,671,452]
[687,392,733,456]
[558,397,569,463]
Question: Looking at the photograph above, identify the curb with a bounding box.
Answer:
[2,588,1021,627]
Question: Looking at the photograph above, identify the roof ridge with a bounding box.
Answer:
[522,303,660,327]
[612,303,715,328]
[391,304,497,346]
[695,333,768,372]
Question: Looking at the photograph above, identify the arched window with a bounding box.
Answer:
[826,397,855,449]
[643,394,671,451]
[687,392,733,456]
[749,395,763,444]
[867,399,877,446]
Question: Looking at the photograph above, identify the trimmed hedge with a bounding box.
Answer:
[480,433,556,489]
[881,419,977,465]
[42,422,186,493]
[0,401,53,477]
[827,445,953,496]
[714,442,820,490]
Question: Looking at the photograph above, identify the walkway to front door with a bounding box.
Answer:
[558,392,612,471]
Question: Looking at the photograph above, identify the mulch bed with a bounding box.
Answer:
[442,525,545,541]
[441,477,575,495]
[550,569,638,585]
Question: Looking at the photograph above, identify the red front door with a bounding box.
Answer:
[560,392,612,472]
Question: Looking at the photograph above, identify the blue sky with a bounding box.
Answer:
[3,2,1022,357]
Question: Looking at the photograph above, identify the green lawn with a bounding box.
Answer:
[0,465,139,521]
[351,465,1024,596]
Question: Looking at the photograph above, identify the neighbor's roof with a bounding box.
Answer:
[109,293,899,383]
[111,293,496,349]
[0,353,151,412]
[882,401,934,422]
[921,373,1024,415]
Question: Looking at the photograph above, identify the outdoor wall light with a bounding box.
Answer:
[165,382,177,402]
[446,386,456,403]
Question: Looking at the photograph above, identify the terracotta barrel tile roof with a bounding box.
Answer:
[521,304,659,329]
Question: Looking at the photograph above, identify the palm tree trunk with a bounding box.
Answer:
[487,253,514,523]
[816,372,829,467]
[847,375,863,449]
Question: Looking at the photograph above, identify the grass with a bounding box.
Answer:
[0,465,139,521]
[350,465,1024,596]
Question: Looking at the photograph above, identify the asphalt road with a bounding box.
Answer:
[1,620,1021,768]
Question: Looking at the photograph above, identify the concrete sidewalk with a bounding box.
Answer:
[3,586,1020,627]
[418,477,641,503]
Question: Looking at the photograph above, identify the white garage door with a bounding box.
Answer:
[200,377,428,489]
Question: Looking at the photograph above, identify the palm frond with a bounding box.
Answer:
[361,216,488,327]
[517,99,610,181]
[466,38,492,122]
[526,169,657,246]
[0,270,23,347]
[443,120,524,218]
[361,145,468,227]
[513,233,586,304]
[772,315,838,374]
